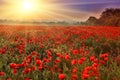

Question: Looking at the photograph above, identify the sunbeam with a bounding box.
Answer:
[0,0,119,21]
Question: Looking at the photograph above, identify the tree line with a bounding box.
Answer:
[82,8,120,27]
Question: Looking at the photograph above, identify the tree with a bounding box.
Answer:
[86,16,98,26]
[98,8,120,26]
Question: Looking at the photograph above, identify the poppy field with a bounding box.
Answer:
[0,26,120,80]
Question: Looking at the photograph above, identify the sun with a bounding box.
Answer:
[21,0,35,12]
[22,1,33,10]
[2,0,59,20]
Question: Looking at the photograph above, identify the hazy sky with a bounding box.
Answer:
[0,0,120,21]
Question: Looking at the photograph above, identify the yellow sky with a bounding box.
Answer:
[0,0,63,20]
[0,0,109,21]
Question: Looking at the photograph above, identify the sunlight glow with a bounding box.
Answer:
[0,0,78,21]
[22,1,34,11]
[12,0,52,20]
[18,0,40,14]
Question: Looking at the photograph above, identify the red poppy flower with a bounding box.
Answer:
[71,59,77,65]
[78,60,83,65]
[7,78,11,80]
[71,74,77,80]
[0,71,5,76]
[65,54,70,60]
[58,74,65,80]
[82,74,89,79]
[72,68,77,74]
[72,50,79,55]
[12,69,17,74]
[90,56,95,61]
[23,68,31,74]
[10,63,17,69]
[36,59,42,65]
[38,65,43,71]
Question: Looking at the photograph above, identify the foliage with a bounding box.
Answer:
[84,8,120,26]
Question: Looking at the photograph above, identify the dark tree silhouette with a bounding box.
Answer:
[98,8,120,26]
[86,16,98,26]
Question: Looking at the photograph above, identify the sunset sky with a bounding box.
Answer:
[0,0,120,21]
